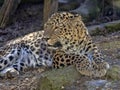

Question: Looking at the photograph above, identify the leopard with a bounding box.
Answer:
[0,12,109,78]
[0,31,54,76]
[0,29,101,77]
[43,12,110,77]
[0,29,95,77]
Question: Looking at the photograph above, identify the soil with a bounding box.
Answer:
[0,3,120,90]
[0,3,43,47]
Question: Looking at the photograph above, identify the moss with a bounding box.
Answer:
[99,40,120,49]
[37,77,53,90]
[105,23,120,33]
[91,23,120,36]
[37,65,120,90]
[37,66,81,90]
[91,27,106,36]
[106,65,120,80]
[116,54,120,59]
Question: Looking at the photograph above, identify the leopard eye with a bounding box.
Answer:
[59,31,62,33]
[56,19,59,21]
[51,22,54,24]
[69,16,74,18]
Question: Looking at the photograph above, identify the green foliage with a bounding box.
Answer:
[105,23,120,33]
[91,23,120,36]
[37,66,81,90]
[91,27,105,36]
[106,65,120,80]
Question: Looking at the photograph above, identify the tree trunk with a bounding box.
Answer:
[43,0,58,24]
[0,0,21,29]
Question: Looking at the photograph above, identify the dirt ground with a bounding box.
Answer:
[0,3,43,47]
[0,3,120,90]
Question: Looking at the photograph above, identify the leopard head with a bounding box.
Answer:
[43,12,88,52]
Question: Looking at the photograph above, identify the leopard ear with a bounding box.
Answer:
[44,22,55,38]
[69,15,81,23]
[74,14,81,20]
[69,12,81,18]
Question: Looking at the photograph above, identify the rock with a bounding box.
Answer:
[0,65,119,90]
[85,80,111,90]
[37,65,120,90]
[87,20,120,35]
[72,0,100,22]
[106,65,120,80]
[37,66,81,90]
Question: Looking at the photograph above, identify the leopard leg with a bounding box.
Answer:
[0,60,26,78]
[75,55,109,77]
[75,55,93,77]
[90,61,109,77]
[12,47,38,73]
[12,61,26,75]
[0,46,21,74]
[86,44,110,77]
[0,47,37,76]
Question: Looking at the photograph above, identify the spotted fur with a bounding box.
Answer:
[44,12,110,77]
[0,12,109,78]
[0,31,53,75]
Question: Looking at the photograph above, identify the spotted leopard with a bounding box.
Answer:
[0,12,109,78]
[0,31,54,75]
[44,12,110,77]
[0,30,93,77]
